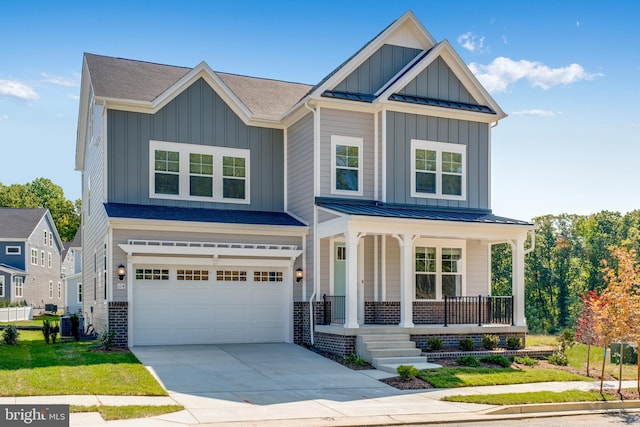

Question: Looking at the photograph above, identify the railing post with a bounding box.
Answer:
[322,294,327,325]
[444,295,448,327]
[478,295,482,326]
[511,295,515,326]
[488,296,493,324]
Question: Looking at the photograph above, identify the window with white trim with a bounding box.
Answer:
[331,135,363,195]
[216,270,247,282]
[6,246,20,255]
[336,245,346,261]
[43,230,47,245]
[411,139,466,200]
[135,269,170,280]
[31,248,38,265]
[48,252,52,268]
[177,270,209,281]
[58,282,62,299]
[0,276,4,297]
[415,241,465,300]
[150,140,250,203]
[49,281,54,299]
[77,283,82,304]
[40,250,45,267]
[254,271,283,282]
[14,277,23,298]
[49,232,53,247]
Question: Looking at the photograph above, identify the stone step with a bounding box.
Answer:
[363,341,417,350]
[372,356,433,368]
[356,334,410,343]
[368,348,422,358]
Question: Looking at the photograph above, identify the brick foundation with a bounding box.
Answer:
[108,301,128,347]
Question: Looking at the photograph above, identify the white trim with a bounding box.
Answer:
[118,240,302,260]
[30,248,38,265]
[410,139,466,201]
[283,127,288,211]
[414,238,466,301]
[0,276,4,297]
[5,246,21,255]
[381,108,387,202]
[149,140,250,204]
[374,111,379,199]
[13,276,23,298]
[330,135,364,196]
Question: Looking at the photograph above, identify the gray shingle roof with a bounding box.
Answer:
[62,228,82,260]
[84,53,312,119]
[0,208,47,239]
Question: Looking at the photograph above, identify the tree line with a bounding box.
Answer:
[492,210,640,334]
[0,178,81,242]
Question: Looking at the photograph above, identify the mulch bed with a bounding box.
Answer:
[380,376,434,390]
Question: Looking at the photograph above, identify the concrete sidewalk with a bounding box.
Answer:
[6,379,637,426]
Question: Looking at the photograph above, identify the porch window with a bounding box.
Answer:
[331,135,363,195]
[411,139,466,200]
[415,242,465,300]
[14,276,23,298]
[150,140,250,203]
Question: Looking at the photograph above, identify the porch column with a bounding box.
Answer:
[344,232,359,328]
[511,238,526,326]
[399,234,414,328]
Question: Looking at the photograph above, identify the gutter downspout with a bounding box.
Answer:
[524,227,536,255]
[303,100,317,345]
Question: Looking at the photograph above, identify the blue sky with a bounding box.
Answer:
[0,1,638,221]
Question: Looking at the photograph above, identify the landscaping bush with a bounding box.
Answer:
[100,329,116,350]
[2,325,19,345]
[70,313,80,341]
[397,364,419,380]
[427,337,443,351]
[514,355,538,366]
[506,337,522,349]
[457,355,480,367]
[480,355,511,368]
[482,334,500,350]
[343,353,366,366]
[42,319,52,344]
[548,351,569,366]
[459,338,475,351]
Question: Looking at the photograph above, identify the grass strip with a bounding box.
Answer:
[418,367,589,388]
[71,405,184,421]
[442,390,617,405]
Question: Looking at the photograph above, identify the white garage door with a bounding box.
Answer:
[132,266,289,346]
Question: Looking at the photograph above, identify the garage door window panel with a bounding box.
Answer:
[136,269,170,280]
[216,270,247,282]
[177,269,209,281]
[254,271,283,282]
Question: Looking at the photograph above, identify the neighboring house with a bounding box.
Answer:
[0,208,64,312]
[75,11,533,353]
[62,229,82,314]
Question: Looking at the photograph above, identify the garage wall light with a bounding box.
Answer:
[295,268,303,283]
[116,264,126,281]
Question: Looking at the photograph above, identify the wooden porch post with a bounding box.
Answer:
[344,232,359,328]
[399,234,415,328]
[511,238,526,327]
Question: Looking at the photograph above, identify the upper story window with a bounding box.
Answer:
[415,240,465,300]
[43,230,48,245]
[150,140,250,204]
[411,139,466,201]
[31,248,38,265]
[331,135,363,196]
[48,253,52,268]
[49,232,53,247]
[40,250,45,267]
[6,246,20,255]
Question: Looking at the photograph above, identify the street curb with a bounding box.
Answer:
[487,399,640,415]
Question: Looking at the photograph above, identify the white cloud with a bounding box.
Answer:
[576,21,580,27]
[41,72,80,87]
[457,32,485,52]
[468,57,603,92]
[67,94,80,101]
[502,35,508,45]
[0,114,8,121]
[512,109,557,117]
[0,79,38,101]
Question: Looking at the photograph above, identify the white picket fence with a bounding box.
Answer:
[0,306,32,322]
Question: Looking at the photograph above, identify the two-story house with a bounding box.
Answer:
[75,11,533,355]
[0,208,64,312]
[62,229,82,314]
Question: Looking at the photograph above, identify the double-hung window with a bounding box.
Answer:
[411,139,466,200]
[415,240,465,300]
[49,281,54,299]
[331,135,363,195]
[150,140,250,203]
[14,277,23,298]
[31,248,38,265]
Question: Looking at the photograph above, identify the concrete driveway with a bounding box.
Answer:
[131,343,479,425]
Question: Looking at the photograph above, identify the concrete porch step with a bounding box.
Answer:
[368,347,422,358]
[363,341,417,350]
[356,334,410,343]
[372,356,432,367]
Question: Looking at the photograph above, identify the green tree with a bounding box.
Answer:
[491,243,512,296]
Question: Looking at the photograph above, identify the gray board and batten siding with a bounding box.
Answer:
[333,44,422,95]
[386,111,489,209]
[398,56,479,105]
[107,78,285,212]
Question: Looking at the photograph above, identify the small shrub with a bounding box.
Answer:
[2,325,19,345]
[548,350,569,366]
[42,319,52,344]
[557,329,575,353]
[459,338,475,351]
[99,329,116,350]
[514,355,538,366]
[397,364,419,380]
[480,355,511,368]
[344,353,366,366]
[482,334,500,350]
[427,337,443,351]
[457,355,480,367]
[70,314,80,341]
[506,337,522,349]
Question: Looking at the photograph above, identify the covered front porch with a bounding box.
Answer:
[312,198,533,338]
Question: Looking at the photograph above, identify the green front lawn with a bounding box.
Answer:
[0,331,166,396]
[71,405,184,421]
[418,367,589,388]
[0,315,59,328]
[443,390,616,405]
